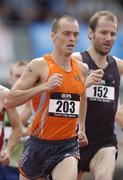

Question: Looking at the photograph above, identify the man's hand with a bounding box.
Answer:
[0,148,10,165]
[85,69,104,88]
[46,73,63,90]
[77,130,88,147]
[21,126,30,137]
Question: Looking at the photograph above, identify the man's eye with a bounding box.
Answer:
[101,31,107,35]
[73,32,79,37]
[63,32,70,36]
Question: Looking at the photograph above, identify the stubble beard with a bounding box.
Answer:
[95,45,112,56]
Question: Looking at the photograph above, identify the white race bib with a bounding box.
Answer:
[49,92,80,118]
[86,85,115,103]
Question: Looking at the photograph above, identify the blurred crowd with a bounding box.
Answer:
[0,0,123,24]
[0,0,123,84]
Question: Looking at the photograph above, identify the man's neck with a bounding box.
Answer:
[88,49,108,69]
[51,51,72,71]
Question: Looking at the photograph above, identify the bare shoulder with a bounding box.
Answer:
[113,56,123,75]
[24,56,49,79]
[78,61,89,79]
[113,56,123,63]
[71,52,83,62]
[72,52,88,78]
[28,57,48,70]
[31,56,50,82]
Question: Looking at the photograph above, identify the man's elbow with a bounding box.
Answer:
[4,98,13,109]
[4,91,17,108]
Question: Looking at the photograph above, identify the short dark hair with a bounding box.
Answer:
[89,10,118,31]
[51,15,78,33]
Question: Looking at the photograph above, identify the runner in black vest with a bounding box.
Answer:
[72,10,123,180]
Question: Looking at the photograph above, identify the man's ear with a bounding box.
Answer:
[88,28,93,40]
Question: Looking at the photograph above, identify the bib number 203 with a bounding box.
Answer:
[56,100,75,113]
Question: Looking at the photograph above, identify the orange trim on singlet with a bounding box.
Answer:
[30,54,85,140]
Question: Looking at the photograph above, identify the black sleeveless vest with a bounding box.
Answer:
[81,51,120,140]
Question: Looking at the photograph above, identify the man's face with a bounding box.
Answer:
[90,16,117,55]
[52,19,79,56]
[9,65,26,86]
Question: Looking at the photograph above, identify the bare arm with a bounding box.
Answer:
[0,86,31,165]
[0,107,23,165]
[0,85,22,141]
[114,57,123,127]
[79,93,87,132]
[114,56,123,76]
[116,104,123,128]
[20,102,32,125]
[75,60,88,146]
[6,108,23,148]
[78,92,88,147]
[5,58,63,108]
[72,52,82,62]
[5,102,32,158]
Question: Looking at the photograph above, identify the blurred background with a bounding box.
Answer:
[0,0,123,179]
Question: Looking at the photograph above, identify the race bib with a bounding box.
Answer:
[49,92,80,118]
[86,85,115,102]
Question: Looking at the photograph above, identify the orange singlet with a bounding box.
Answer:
[30,54,85,140]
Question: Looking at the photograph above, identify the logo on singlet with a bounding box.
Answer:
[75,75,81,81]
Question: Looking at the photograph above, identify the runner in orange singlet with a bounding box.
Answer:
[5,15,103,180]
[31,54,85,140]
